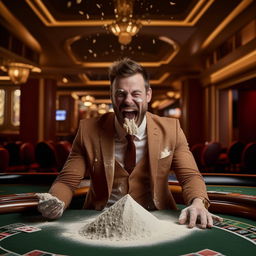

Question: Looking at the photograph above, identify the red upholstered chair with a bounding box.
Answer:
[19,142,39,170]
[35,141,58,171]
[200,142,222,172]
[227,141,246,172]
[56,141,72,170]
[0,147,9,172]
[191,143,205,170]
[4,142,21,166]
[241,142,256,173]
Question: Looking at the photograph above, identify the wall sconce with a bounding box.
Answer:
[7,62,41,85]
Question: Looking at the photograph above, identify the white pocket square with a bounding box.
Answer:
[160,148,172,159]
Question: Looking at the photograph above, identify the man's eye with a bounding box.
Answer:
[116,92,125,98]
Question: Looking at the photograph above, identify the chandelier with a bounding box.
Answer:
[0,62,41,85]
[8,63,31,84]
[108,0,141,45]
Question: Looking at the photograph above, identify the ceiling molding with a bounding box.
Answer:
[210,50,256,84]
[26,0,213,27]
[202,0,253,49]
[58,72,171,87]
[64,35,179,68]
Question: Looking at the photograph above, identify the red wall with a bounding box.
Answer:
[238,90,256,142]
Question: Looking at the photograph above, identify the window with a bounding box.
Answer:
[11,89,20,126]
[0,90,5,125]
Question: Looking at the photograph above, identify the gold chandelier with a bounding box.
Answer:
[0,62,41,84]
[108,0,141,45]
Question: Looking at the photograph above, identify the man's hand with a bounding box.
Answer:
[178,198,223,229]
[36,193,65,220]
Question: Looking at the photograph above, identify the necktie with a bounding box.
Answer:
[124,135,136,173]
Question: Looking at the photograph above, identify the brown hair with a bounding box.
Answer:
[109,58,150,90]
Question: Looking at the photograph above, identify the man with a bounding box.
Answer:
[37,58,222,228]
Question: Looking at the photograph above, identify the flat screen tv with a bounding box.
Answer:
[56,110,67,121]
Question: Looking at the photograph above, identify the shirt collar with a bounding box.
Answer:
[115,115,147,140]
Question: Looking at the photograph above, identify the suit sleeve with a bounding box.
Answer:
[171,119,209,206]
[49,121,87,208]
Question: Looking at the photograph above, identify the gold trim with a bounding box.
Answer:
[202,0,253,49]
[26,0,213,27]
[0,76,10,81]
[64,36,179,68]
[0,2,41,52]
[210,50,256,84]
[58,72,170,87]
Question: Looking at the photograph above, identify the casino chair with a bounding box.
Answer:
[0,147,9,172]
[226,141,246,172]
[191,143,205,170]
[35,141,58,172]
[55,140,72,171]
[200,142,222,172]
[240,142,256,173]
[19,142,39,171]
[4,142,21,166]
[4,142,26,171]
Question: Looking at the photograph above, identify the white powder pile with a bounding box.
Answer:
[123,118,138,135]
[79,194,160,241]
[35,194,198,247]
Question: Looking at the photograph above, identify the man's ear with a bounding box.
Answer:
[146,88,152,103]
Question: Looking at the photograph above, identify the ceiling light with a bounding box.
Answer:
[2,62,41,85]
[108,0,141,45]
[82,95,95,107]
[8,63,31,84]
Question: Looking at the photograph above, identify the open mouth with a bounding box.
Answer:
[122,110,138,120]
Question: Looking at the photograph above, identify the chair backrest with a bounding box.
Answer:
[227,141,246,165]
[201,142,222,167]
[191,144,205,168]
[241,142,256,171]
[0,147,9,172]
[19,142,36,165]
[4,142,20,166]
[55,141,72,170]
[35,141,57,168]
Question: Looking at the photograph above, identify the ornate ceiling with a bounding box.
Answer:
[0,0,253,103]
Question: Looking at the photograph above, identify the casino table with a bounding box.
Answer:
[0,209,255,256]
[0,176,255,256]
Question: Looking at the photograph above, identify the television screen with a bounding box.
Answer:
[56,110,67,121]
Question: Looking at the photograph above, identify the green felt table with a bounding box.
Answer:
[0,183,255,256]
[1,183,255,196]
[0,209,255,256]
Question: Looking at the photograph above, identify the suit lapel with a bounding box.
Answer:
[146,112,160,185]
[99,113,115,196]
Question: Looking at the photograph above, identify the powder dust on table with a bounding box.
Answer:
[35,194,198,247]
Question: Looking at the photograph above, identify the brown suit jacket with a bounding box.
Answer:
[49,112,209,210]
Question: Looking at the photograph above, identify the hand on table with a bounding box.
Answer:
[178,198,223,229]
[36,193,65,220]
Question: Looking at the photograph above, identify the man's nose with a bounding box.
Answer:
[124,93,134,104]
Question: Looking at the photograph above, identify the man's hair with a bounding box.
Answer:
[109,58,150,90]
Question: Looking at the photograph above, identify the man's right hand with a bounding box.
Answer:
[36,193,65,220]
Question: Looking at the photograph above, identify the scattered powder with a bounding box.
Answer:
[123,118,138,135]
[34,195,199,247]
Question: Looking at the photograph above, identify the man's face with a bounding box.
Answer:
[111,73,152,127]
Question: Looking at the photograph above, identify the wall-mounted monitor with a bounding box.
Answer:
[56,110,67,121]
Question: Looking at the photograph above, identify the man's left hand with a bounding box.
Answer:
[178,198,223,229]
